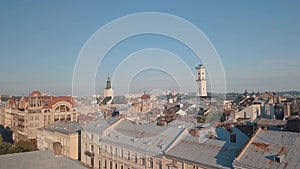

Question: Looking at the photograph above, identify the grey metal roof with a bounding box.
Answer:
[41,121,82,135]
[0,150,87,169]
[82,117,118,134]
[256,118,287,126]
[100,120,187,156]
[166,134,245,169]
[113,95,127,104]
[233,128,300,169]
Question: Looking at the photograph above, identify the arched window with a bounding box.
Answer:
[55,105,71,112]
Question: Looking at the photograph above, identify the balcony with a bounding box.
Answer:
[84,150,95,157]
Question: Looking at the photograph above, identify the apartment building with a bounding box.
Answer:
[81,117,188,169]
[2,90,77,142]
[37,121,82,160]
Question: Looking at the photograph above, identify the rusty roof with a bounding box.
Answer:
[233,127,300,169]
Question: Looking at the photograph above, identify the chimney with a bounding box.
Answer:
[53,142,62,156]
[189,128,199,137]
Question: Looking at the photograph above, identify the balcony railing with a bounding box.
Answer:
[84,150,95,157]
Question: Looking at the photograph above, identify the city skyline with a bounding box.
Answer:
[0,1,300,95]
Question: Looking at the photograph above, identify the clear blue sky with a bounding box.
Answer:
[0,1,299,96]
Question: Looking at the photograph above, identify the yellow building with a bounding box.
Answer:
[37,121,82,160]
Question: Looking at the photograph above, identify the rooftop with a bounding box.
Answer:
[40,121,82,135]
[100,119,187,155]
[166,126,249,169]
[0,150,87,169]
[166,135,241,169]
[233,127,300,169]
[82,117,118,134]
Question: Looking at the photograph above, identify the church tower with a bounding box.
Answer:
[196,64,207,97]
[103,77,114,104]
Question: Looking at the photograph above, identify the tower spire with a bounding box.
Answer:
[106,77,111,89]
[196,64,207,97]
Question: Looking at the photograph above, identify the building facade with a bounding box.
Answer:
[37,121,82,160]
[195,64,207,97]
[235,104,261,122]
[2,90,77,142]
[81,117,188,169]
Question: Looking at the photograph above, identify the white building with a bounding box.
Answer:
[195,64,207,97]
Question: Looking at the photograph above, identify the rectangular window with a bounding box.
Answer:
[120,149,123,158]
[141,157,145,165]
[158,161,162,169]
[127,151,130,160]
[134,154,138,163]
[91,145,94,152]
[54,115,59,122]
[115,147,117,156]
[66,114,71,121]
[148,158,153,168]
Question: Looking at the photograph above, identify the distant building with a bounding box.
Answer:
[283,100,292,117]
[37,121,82,160]
[166,91,180,104]
[157,104,180,125]
[195,64,207,97]
[235,104,261,122]
[77,113,97,125]
[132,92,152,113]
[2,90,77,143]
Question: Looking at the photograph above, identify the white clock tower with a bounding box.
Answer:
[196,64,207,97]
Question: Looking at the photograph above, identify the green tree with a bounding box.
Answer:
[0,136,37,155]
[0,135,14,155]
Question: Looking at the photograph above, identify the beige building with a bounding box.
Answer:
[37,121,82,160]
[0,106,4,125]
[2,90,77,143]
[235,104,261,122]
[80,117,250,169]
[81,117,188,169]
